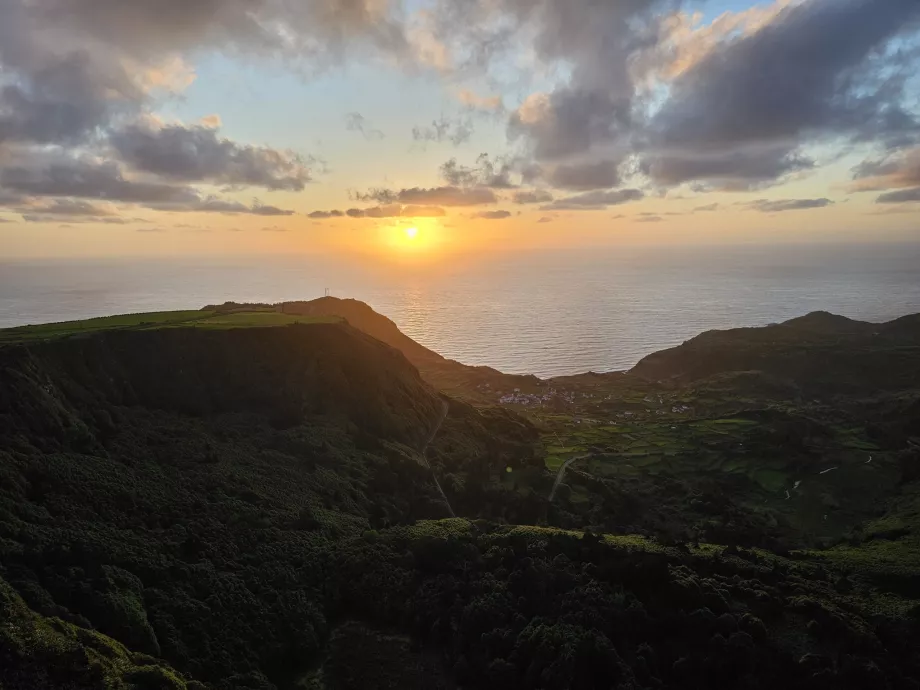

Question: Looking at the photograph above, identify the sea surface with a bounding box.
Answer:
[2,243,919,378]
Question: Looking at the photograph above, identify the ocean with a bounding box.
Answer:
[2,243,919,378]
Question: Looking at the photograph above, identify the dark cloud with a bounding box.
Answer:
[109,121,312,191]
[877,187,920,203]
[652,0,920,152]
[412,116,474,147]
[345,112,385,140]
[0,159,200,204]
[0,156,298,216]
[473,209,511,220]
[308,210,344,219]
[440,155,515,188]
[0,54,138,147]
[541,188,644,211]
[0,0,371,218]
[509,90,632,162]
[547,160,621,191]
[513,190,554,204]
[356,185,497,206]
[642,147,814,189]
[449,0,920,191]
[747,198,834,213]
[537,216,554,223]
[34,0,411,66]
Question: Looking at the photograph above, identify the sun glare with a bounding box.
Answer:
[405,226,419,239]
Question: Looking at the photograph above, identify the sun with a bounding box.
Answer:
[405,226,419,239]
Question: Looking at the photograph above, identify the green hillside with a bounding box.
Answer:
[0,305,918,688]
[0,310,341,344]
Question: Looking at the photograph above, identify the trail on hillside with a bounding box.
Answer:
[421,400,456,518]
[548,454,593,502]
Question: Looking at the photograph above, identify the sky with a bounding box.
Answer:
[1,0,919,260]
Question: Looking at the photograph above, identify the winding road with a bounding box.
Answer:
[421,400,456,518]
[548,453,594,502]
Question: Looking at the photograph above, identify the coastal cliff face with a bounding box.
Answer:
[0,323,443,450]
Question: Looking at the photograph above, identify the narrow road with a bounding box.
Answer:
[548,453,593,502]
[421,399,456,518]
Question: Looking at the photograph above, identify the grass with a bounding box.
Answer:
[0,309,343,343]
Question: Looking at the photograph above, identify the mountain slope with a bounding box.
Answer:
[631,311,920,394]
[205,298,541,398]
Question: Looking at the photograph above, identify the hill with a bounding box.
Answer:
[0,306,918,688]
[205,298,542,399]
[630,311,920,394]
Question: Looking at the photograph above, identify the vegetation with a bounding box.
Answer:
[0,303,918,688]
[0,310,340,343]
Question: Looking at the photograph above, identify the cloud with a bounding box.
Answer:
[27,0,411,68]
[13,198,119,217]
[440,155,515,188]
[357,185,497,206]
[344,204,446,218]
[109,120,312,191]
[261,225,289,232]
[747,198,834,212]
[541,188,644,211]
[0,0,374,219]
[850,146,920,191]
[537,216,554,223]
[439,0,920,192]
[513,190,554,204]
[21,214,131,224]
[636,214,663,223]
[693,202,720,212]
[345,112,385,140]
[150,197,295,215]
[401,205,447,217]
[651,1,920,152]
[308,210,344,219]
[473,210,511,220]
[457,89,504,114]
[877,187,920,203]
[509,90,631,163]
[0,158,200,204]
[547,160,622,191]
[412,116,474,147]
[642,147,814,189]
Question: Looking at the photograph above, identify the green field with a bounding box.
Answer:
[0,310,343,343]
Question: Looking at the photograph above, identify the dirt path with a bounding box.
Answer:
[548,453,593,502]
[421,400,455,518]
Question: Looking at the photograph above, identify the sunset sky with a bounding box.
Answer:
[1,0,919,259]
